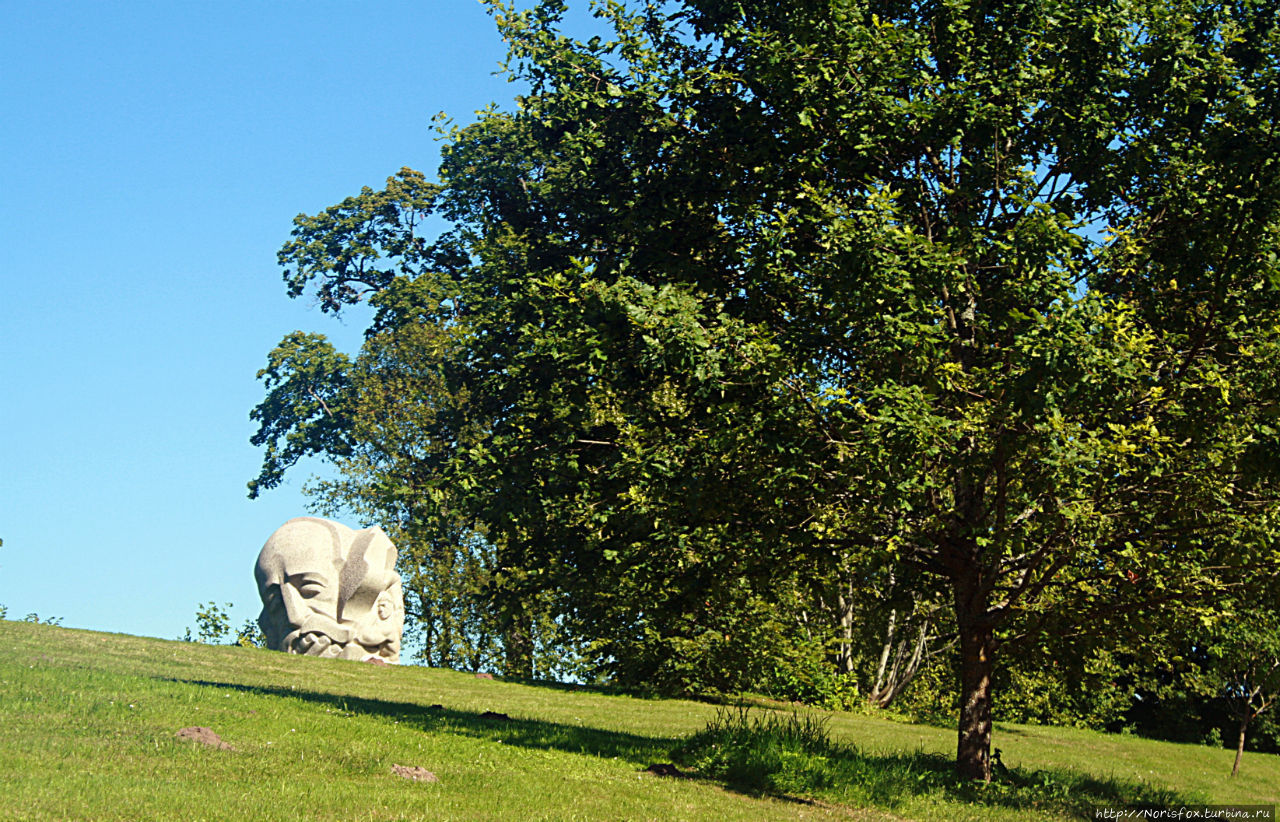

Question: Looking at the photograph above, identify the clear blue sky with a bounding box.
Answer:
[0,1,525,639]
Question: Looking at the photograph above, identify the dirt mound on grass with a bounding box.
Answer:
[175,726,234,751]
[391,765,439,783]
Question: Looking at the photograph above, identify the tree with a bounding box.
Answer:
[1220,619,1280,778]
[1116,591,1280,773]
[1191,594,1280,777]
[252,0,1280,780]
[254,260,588,679]
[864,569,954,709]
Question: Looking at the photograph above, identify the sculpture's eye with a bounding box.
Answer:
[297,580,325,598]
[263,584,281,606]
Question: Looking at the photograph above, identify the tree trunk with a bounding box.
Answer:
[836,578,857,676]
[956,619,995,781]
[869,616,940,708]
[504,613,534,679]
[1232,716,1249,777]
[871,606,898,699]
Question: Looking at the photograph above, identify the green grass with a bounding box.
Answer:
[1,621,1276,820]
[673,707,1197,819]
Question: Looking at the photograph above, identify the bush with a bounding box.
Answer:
[185,601,233,644]
[993,647,1130,730]
[888,654,957,725]
[673,707,850,795]
[21,613,63,626]
[236,618,265,648]
[760,652,862,712]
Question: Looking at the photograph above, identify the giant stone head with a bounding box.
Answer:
[255,517,404,663]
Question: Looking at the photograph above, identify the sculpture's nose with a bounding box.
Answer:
[279,584,308,627]
[278,582,351,644]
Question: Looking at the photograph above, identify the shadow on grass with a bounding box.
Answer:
[990,723,1036,738]
[163,677,675,764]
[165,677,1198,819]
[817,749,1198,818]
[671,708,1203,820]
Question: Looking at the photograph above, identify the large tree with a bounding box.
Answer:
[252,0,1280,779]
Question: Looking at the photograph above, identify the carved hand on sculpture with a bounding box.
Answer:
[281,620,351,658]
[255,518,405,664]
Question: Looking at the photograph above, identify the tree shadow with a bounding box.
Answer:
[992,723,1034,737]
[163,677,674,764]
[838,749,1198,818]
[164,677,1199,818]
[671,709,1202,819]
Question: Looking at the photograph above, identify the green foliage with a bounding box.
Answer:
[894,632,1162,733]
[761,653,862,713]
[235,617,265,648]
[1125,590,1280,769]
[187,601,233,645]
[250,0,1280,779]
[1198,596,1280,745]
[0,604,7,620]
[21,613,62,626]
[247,332,354,500]
[184,604,265,649]
[675,708,846,795]
[890,654,960,726]
[994,646,1132,731]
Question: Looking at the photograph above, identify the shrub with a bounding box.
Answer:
[236,617,265,648]
[186,601,233,644]
[21,613,62,626]
[673,707,850,795]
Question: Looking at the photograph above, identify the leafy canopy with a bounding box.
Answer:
[252,0,1280,780]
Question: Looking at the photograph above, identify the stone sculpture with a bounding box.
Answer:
[254,517,404,663]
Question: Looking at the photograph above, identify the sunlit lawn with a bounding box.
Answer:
[0,620,1274,820]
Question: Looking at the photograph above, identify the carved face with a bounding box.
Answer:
[255,518,404,663]
[347,573,404,661]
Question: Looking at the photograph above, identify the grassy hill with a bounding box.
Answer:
[1,620,1276,821]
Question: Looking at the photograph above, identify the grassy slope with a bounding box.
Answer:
[0,621,1275,821]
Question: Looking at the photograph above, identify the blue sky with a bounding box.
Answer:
[0,1,525,639]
